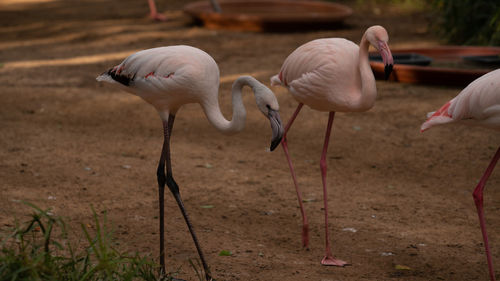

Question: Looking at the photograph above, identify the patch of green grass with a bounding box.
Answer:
[354,0,427,7]
[0,202,177,281]
[217,250,232,257]
[433,0,500,45]
[188,259,207,281]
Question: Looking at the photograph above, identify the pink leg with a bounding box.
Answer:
[147,0,167,21]
[472,146,500,281]
[320,112,348,266]
[281,103,310,248]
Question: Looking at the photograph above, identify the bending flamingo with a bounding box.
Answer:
[421,68,500,281]
[270,25,393,266]
[97,45,284,280]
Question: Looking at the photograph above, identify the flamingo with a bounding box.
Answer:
[421,68,500,281]
[270,25,393,266]
[96,45,284,280]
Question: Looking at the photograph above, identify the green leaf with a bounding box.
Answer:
[200,205,214,209]
[218,250,232,256]
[395,264,411,270]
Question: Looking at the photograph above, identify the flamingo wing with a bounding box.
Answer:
[421,69,500,131]
[271,38,361,111]
[97,47,185,92]
[97,46,220,106]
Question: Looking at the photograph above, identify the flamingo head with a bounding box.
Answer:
[366,25,394,80]
[252,82,284,151]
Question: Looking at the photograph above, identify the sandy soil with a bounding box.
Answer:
[1,0,499,280]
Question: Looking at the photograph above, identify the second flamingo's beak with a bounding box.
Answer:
[379,41,394,80]
[384,64,393,80]
[268,109,284,151]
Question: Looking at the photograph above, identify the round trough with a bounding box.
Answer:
[183,0,353,32]
[370,46,500,87]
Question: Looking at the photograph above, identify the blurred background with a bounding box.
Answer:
[1,0,500,280]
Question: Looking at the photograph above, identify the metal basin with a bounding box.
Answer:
[183,0,353,31]
[370,46,500,87]
[370,53,433,66]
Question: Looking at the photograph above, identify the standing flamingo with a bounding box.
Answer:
[96,45,284,280]
[270,25,393,266]
[421,69,500,281]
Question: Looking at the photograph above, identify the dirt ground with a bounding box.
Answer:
[1,0,500,280]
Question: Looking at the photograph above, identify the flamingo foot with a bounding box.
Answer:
[150,13,167,21]
[302,224,309,249]
[321,255,349,267]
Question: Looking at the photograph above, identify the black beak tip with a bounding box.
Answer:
[384,64,394,80]
[270,136,282,151]
[268,109,284,152]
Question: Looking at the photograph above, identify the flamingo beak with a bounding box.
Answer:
[268,109,284,151]
[379,41,394,80]
[384,64,393,80]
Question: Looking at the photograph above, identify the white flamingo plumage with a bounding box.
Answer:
[271,25,393,266]
[422,68,500,281]
[97,45,284,280]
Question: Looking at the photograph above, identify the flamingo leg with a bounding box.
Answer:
[320,112,348,266]
[472,146,500,281]
[159,114,213,281]
[157,120,169,275]
[147,0,167,21]
[281,103,310,248]
[156,121,188,281]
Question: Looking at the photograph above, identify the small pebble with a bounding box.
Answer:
[342,227,357,233]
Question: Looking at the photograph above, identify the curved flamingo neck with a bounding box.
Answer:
[201,76,260,135]
[356,32,377,111]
